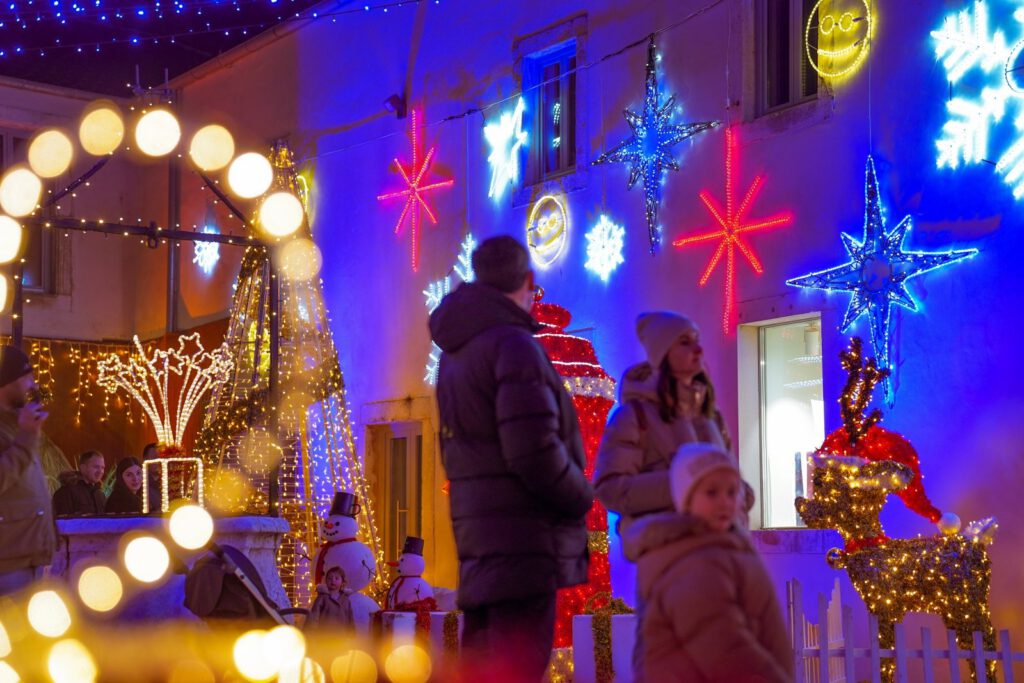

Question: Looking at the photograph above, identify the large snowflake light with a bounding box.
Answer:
[787,157,977,394]
[593,37,716,253]
[192,225,221,275]
[484,97,527,201]
[932,1,1024,197]
[584,215,626,282]
[424,233,476,384]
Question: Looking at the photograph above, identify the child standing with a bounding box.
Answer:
[623,442,793,683]
[305,566,355,631]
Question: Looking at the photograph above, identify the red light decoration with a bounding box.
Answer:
[673,126,792,334]
[377,109,454,272]
[531,295,615,649]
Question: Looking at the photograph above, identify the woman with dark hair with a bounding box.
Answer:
[105,457,143,514]
[594,312,750,683]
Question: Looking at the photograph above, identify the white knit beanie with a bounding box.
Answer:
[635,312,699,369]
[670,442,739,513]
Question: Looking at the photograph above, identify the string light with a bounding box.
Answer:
[377,109,454,272]
[932,1,1024,198]
[786,156,977,396]
[526,194,569,269]
[483,97,527,201]
[423,233,475,385]
[584,215,625,283]
[142,457,205,513]
[592,36,716,253]
[531,295,614,649]
[673,126,792,335]
[796,338,998,683]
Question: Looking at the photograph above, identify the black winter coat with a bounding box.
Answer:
[429,282,593,609]
[52,473,105,516]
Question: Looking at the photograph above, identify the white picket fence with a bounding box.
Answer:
[788,579,1024,683]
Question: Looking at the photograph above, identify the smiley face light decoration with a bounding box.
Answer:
[526,194,569,269]
[805,0,873,81]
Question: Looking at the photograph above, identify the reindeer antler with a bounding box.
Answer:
[838,338,889,444]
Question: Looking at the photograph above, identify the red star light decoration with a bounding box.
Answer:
[377,109,454,271]
[673,127,792,334]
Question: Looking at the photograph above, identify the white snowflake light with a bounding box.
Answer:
[484,97,527,201]
[584,215,625,283]
[424,234,476,384]
[192,225,221,275]
[932,2,1024,197]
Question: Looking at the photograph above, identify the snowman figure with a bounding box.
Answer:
[385,535,434,608]
[312,491,379,629]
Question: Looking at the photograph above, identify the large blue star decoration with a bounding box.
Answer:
[787,156,977,394]
[593,36,716,254]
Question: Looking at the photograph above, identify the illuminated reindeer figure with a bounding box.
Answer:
[795,339,997,683]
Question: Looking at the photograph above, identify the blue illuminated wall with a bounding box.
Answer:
[172,0,1024,632]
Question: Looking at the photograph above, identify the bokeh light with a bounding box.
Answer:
[329,650,377,683]
[384,645,431,683]
[0,167,43,217]
[27,590,72,638]
[79,102,124,155]
[259,191,304,237]
[227,152,273,198]
[0,215,23,264]
[264,625,306,672]
[28,129,74,178]
[76,565,123,612]
[233,630,276,682]
[168,504,214,550]
[0,617,11,657]
[167,659,215,683]
[47,639,96,683]
[207,469,251,514]
[279,658,325,683]
[237,428,283,475]
[189,125,235,172]
[0,661,19,683]
[276,238,322,281]
[0,274,9,313]
[123,535,170,583]
[134,109,181,157]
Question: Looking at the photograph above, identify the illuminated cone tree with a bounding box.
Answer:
[531,295,615,648]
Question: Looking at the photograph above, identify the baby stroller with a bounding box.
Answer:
[184,543,307,625]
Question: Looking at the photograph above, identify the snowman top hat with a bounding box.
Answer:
[402,536,424,556]
[328,491,360,518]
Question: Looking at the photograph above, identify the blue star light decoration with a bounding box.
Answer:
[932,1,1024,198]
[584,215,625,282]
[787,157,977,392]
[424,233,477,384]
[593,37,716,254]
[484,97,527,200]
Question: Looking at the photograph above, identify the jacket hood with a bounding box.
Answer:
[429,282,540,353]
[625,512,754,600]
[58,470,82,486]
[617,362,659,403]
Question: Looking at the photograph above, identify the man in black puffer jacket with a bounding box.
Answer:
[430,236,593,682]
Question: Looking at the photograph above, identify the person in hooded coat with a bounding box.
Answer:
[429,235,593,682]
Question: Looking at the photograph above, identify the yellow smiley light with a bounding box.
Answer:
[805,0,873,81]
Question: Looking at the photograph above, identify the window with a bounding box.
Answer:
[369,422,423,562]
[1,130,54,294]
[739,314,824,528]
[523,40,577,183]
[757,0,819,113]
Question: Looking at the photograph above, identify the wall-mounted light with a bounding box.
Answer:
[383,94,407,119]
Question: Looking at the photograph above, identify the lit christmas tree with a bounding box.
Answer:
[531,294,615,648]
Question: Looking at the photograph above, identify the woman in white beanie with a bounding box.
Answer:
[593,311,750,681]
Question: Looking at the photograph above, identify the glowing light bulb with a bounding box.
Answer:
[276,238,322,281]
[227,153,273,198]
[0,274,8,313]
[0,617,11,657]
[263,625,306,672]
[233,630,276,682]
[28,129,74,178]
[79,102,124,155]
[278,658,325,683]
[134,109,181,157]
[329,651,377,683]
[168,504,214,550]
[123,535,170,583]
[27,590,72,638]
[0,167,43,217]
[76,565,123,612]
[0,661,19,683]
[384,645,431,683]
[259,192,304,237]
[0,216,23,264]
[189,125,235,172]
